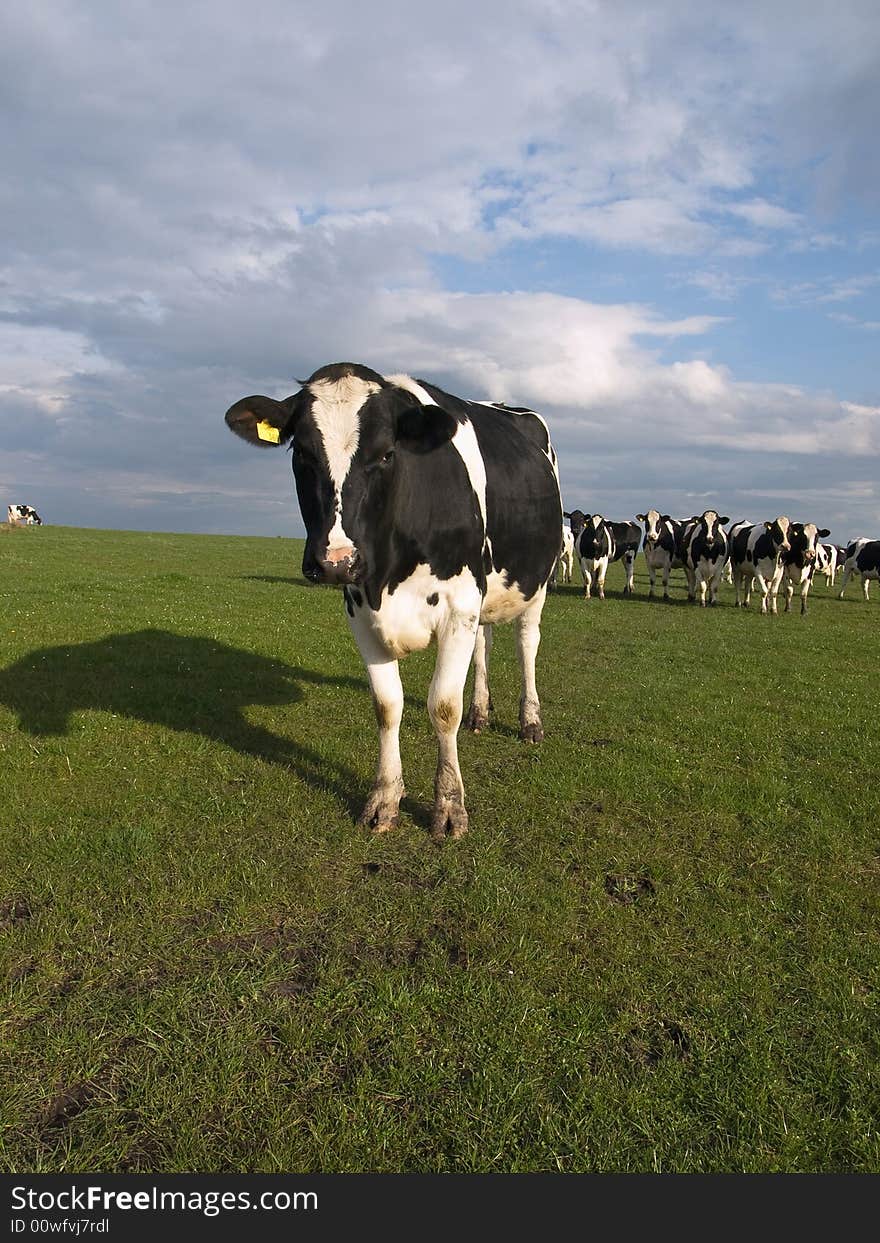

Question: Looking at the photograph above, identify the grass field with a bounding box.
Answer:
[1,523,878,1173]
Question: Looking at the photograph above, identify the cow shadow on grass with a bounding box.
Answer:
[0,629,383,822]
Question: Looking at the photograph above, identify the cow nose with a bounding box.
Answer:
[312,545,362,585]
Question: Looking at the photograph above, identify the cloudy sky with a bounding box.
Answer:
[2,0,879,541]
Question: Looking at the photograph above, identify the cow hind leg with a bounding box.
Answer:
[623,550,635,596]
[465,624,493,732]
[428,617,479,841]
[515,590,546,744]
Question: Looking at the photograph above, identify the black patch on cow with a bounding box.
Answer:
[426,592,439,606]
[856,541,880,574]
[349,588,363,608]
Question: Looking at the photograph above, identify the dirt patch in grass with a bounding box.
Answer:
[625,1020,691,1067]
[39,1080,103,1132]
[604,874,656,905]
[0,896,36,930]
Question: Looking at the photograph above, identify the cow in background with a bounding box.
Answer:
[7,505,42,526]
[729,517,792,614]
[565,509,640,595]
[636,510,686,599]
[225,362,562,841]
[680,510,730,606]
[557,524,575,585]
[813,542,840,589]
[838,539,880,601]
[567,513,614,599]
[782,522,831,615]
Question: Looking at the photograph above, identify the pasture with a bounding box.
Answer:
[1,524,878,1172]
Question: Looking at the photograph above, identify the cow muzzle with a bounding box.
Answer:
[304,543,362,586]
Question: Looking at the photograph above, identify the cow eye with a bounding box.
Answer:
[380,449,395,464]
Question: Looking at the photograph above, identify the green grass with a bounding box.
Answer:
[1,524,878,1172]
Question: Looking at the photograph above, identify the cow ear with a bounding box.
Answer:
[225,392,304,447]
[764,521,773,531]
[719,516,729,525]
[395,396,458,454]
[661,514,672,522]
[564,511,572,519]
[636,513,646,522]
[818,528,831,538]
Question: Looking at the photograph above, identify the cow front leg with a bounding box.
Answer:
[515,589,546,743]
[359,657,405,833]
[429,617,478,841]
[783,577,794,613]
[647,560,656,597]
[465,623,493,732]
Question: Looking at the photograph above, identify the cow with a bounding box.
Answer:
[566,513,614,599]
[7,504,42,526]
[813,542,840,589]
[680,510,730,606]
[565,509,640,595]
[224,362,562,841]
[781,522,831,615]
[838,539,880,601]
[557,524,575,585]
[635,510,686,599]
[728,517,792,614]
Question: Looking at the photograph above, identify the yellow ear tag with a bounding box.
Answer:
[256,419,280,444]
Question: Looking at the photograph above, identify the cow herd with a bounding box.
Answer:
[561,508,879,612]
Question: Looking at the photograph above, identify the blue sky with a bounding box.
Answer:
[1,0,878,542]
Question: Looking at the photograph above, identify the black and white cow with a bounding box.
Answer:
[565,510,640,595]
[635,510,685,599]
[225,363,562,840]
[565,513,614,599]
[680,510,730,606]
[781,522,831,615]
[838,539,880,601]
[728,517,792,614]
[814,543,840,588]
[7,504,42,525]
[557,524,575,585]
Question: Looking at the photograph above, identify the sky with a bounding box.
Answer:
[1,0,879,543]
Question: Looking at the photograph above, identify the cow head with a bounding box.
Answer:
[764,516,792,555]
[563,509,587,540]
[693,510,729,552]
[636,509,672,550]
[225,363,458,585]
[787,522,831,565]
[576,514,611,559]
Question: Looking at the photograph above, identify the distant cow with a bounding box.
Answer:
[680,510,730,606]
[814,542,840,589]
[782,522,831,615]
[565,509,640,595]
[729,517,791,614]
[636,510,686,599]
[565,513,613,599]
[225,362,562,840]
[7,504,42,526]
[838,539,880,601]
[557,524,575,585]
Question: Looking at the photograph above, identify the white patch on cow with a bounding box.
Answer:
[355,563,482,661]
[309,374,378,489]
[481,568,528,624]
[309,373,379,556]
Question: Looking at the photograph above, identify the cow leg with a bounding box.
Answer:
[698,569,708,607]
[582,563,592,599]
[429,616,479,840]
[783,575,794,613]
[359,657,406,833]
[662,562,671,600]
[597,563,607,600]
[465,623,493,732]
[515,589,546,743]
[863,576,871,602]
[838,567,852,598]
[647,560,656,597]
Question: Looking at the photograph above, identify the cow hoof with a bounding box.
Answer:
[519,721,544,744]
[465,705,489,733]
[358,782,404,834]
[430,801,469,842]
